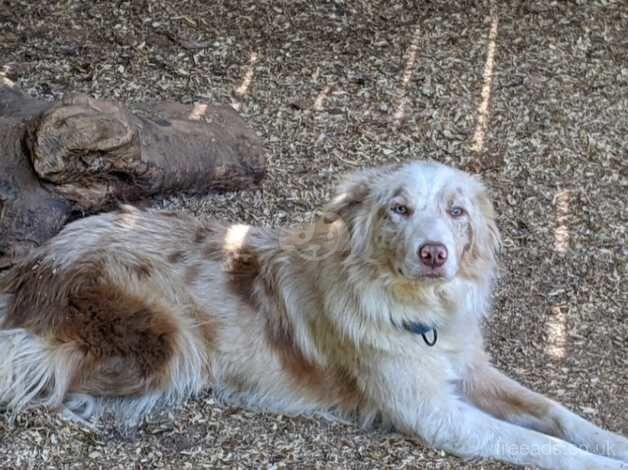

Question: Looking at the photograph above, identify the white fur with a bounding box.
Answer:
[0,327,57,410]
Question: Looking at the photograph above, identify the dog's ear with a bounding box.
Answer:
[322,168,379,221]
[470,183,501,265]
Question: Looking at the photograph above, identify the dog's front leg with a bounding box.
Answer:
[365,357,627,470]
[462,362,628,463]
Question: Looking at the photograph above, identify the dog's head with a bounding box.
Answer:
[323,161,500,283]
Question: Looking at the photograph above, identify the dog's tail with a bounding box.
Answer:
[0,293,81,413]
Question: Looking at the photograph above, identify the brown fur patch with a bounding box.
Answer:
[64,282,177,383]
[228,272,258,310]
[459,217,494,281]
[4,260,85,333]
[464,222,474,256]
[465,371,562,437]
[167,251,185,264]
[194,226,211,244]
[456,189,500,283]
[188,306,218,349]
[189,223,262,312]
[223,240,262,310]
[458,223,477,280]
[132,262,153,279]
[224,247,259,274]
[4,259,178,396]
[218,231,362,412]
[266,321,361,412]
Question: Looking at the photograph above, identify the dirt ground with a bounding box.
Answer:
[1,0,626,468]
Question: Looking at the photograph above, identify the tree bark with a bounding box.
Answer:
[0,83,265,268]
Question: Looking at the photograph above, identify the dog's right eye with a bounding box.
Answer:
[391,204,411,217]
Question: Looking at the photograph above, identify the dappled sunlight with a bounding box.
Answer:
[392,23,422,127]
[471,17,499,153]
[116,207,140,231]
[188,102,208,121]
[1,76,15,87]
[235,51,258,97]
[546,305,567,360]
[545,191,572,360]
[553,190,571,253]
[314,86,331,111]
[1,65,15,87]
[224,224,251,252]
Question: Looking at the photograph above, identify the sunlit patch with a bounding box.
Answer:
[1,68,15,87]
[313,86,331,111]
[235,51,259,97]
[471,16,499,153]
[224,224,251,252]
[117,206,140,229]
[393,23,422,127]
[546,305,567,360]
[188,102,208,121]
[553,190,571,253]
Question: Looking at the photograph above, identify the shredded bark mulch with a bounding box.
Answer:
[1,1,626,468]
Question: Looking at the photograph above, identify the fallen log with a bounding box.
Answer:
[0,79,265,268]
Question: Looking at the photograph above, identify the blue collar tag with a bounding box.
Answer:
[402,321,438,347]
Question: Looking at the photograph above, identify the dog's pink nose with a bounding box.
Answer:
[419,243,448,268]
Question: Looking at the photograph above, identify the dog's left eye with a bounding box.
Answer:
[449,206,466,218]
[391,204,411,216]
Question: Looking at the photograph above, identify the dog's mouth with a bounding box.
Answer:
[397,266,449,281]
[419,272,447,279]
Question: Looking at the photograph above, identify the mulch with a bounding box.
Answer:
[0,1,626,468]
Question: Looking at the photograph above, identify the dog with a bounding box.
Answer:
[0,161,626,469]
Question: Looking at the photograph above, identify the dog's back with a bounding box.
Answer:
[0,204,354,423]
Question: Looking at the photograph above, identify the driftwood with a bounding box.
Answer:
[0,81,265,268]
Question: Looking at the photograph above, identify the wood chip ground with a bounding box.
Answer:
[0,1,626,468]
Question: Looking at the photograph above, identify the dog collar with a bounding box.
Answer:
[402,320,438,347]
